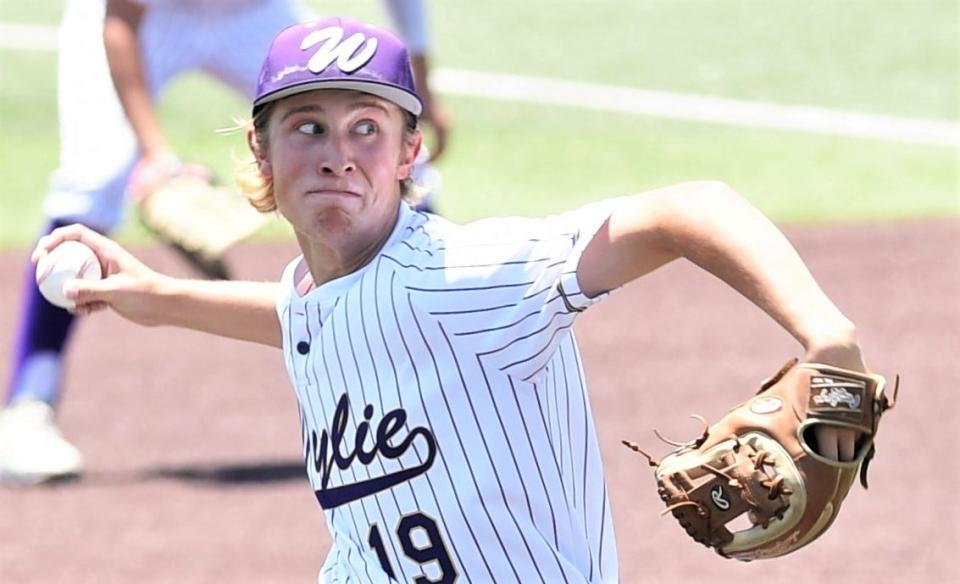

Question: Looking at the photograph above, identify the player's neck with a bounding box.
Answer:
[296,218,397,289]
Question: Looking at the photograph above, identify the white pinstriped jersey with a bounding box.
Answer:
[277,201,622,583]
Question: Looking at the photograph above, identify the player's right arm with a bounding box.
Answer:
[33,225,282,348]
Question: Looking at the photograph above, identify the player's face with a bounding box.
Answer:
[260,89,420,255]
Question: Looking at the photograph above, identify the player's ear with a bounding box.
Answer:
[396,130,422,181]
[247,127,272,179]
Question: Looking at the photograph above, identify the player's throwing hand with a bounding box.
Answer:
[33,224,167,323]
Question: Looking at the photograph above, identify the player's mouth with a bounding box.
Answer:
[306,188,362,198]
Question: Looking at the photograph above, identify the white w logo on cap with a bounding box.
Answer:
[301,26,378,74]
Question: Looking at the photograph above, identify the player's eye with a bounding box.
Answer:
[296,122,325,136]
[354,121,377,136]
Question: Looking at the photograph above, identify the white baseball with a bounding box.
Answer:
[35,240,103,310]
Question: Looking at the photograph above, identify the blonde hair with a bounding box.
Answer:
[235,102,423,213]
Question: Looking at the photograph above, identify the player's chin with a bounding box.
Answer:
[297,207,356,238]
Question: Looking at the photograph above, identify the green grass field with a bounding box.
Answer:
[1,0,957,249]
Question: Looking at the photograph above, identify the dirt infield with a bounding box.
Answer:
[1,220,957,583]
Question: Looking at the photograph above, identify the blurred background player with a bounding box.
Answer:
[0,0,450,485]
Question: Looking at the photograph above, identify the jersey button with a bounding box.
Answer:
[296,341,310,355]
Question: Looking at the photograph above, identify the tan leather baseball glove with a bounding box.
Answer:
[623,359,897,561]
[132,160,269,280]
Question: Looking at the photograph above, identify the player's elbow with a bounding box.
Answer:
[676,180,744,208]
[627,180,746,231]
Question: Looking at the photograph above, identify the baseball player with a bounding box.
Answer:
[0,0,449,485]
[32,17,869,582]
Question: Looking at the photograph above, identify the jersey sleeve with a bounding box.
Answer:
[387,197,624,382]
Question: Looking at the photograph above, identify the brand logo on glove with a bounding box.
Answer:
[711,485,731,510]
[811,378,862,410]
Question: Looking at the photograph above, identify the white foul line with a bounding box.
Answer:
[2,21,957,147]
[432,69,959,148]
[0,22,60,53]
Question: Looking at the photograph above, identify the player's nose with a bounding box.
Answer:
[319,135,356,176]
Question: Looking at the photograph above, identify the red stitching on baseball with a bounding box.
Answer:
[77,255,99,279]
[36,259,54,286]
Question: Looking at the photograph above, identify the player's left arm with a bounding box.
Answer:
[578,181,865,459]
[383,0,450,160]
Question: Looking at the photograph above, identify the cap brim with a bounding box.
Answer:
[253,80,422,116]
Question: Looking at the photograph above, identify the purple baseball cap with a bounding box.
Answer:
[253,17,422,116]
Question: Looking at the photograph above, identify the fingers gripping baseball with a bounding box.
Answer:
[34,224,124,275]
[62,276,122,315]
[33,224,167,325]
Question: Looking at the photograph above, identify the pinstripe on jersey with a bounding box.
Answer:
[278,201,623,583]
